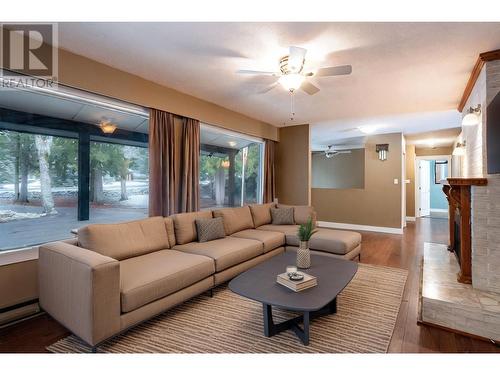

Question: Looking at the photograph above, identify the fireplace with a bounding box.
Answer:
[443,178,487,284]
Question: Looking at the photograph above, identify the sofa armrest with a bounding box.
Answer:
[38,241,121,346]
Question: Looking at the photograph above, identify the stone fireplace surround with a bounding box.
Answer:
[420,52,500,342]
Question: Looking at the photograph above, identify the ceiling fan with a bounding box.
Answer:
[237,46,352,96]
[324,145,352,158]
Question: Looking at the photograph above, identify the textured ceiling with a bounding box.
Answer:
[57,23,500,138]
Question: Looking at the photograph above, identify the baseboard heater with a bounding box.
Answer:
[0,299,40,328]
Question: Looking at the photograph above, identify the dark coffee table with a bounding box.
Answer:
[229,252,358,345]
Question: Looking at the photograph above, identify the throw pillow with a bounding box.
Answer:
[270,207,295,225]
[195,217,226,242]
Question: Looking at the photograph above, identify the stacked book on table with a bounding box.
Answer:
[276,272,317,292]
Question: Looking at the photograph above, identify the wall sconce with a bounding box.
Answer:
[452,140,466,156]
[100,121,118,134]
[462,104,481,126]
[221,160,230,169]
[376,144,389,161]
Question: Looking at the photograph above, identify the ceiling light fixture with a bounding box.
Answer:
[462,104,481,126]
[100,121,117,134]
[358,126,378,134]
[228,141,237,147]
[278,73,305,92]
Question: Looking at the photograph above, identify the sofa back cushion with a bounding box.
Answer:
[78,216,170,261]
[171,211,213,245]
[164,217,176,247]
[278,204,317,225]
[249,203,275,227]
[213,206,254,235]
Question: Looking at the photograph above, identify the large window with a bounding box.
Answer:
[0,130,78,250]
[199,124,264,209]
[0,85,149,251]
[89,141,149,221]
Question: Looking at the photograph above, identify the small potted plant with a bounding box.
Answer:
[296,217,317,269]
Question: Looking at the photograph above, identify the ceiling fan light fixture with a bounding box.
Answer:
[278,73,304,92]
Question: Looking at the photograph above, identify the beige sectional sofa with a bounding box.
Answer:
[38,203,361,349]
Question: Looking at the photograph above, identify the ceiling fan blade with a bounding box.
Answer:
[288,46,307,73]
[236,69,279,76]
[256,82,278,94]
[300,80,320,95]
[314,65,352,77]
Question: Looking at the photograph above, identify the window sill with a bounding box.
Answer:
[0,247,39,266]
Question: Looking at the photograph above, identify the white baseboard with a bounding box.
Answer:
[430,209,448,213]
[317,221,404,235]
[406,216,416,222]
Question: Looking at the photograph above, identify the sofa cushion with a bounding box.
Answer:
[249,203,275,227]
[286,228,361,255]
[231,229,285,252]
[171,211,213,245]
[173,237,263,272]
[278,204,317,225]
[164,217,176,247]
[213,206,254,235]
[270,207,295,225]
[196,217,225,242]
[78,217,170,261]
[257,224,300,236]
[120,250,214,313]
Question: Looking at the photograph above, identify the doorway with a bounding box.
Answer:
[415,155,451,219]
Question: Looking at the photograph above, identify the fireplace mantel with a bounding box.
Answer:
[443,177,487,284]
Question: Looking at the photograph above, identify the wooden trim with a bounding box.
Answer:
[458,49,500,112]
[447,177,488,186]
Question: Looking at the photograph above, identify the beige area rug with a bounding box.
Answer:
[47,263,408,353]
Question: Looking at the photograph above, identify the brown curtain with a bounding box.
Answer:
[263,139,276,203]
[149,109,200,216]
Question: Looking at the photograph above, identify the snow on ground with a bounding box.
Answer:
[0,210,46,222]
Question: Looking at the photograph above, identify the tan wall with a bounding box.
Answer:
[312,149,365,189]
[415,146,452,156]
[312,133,403,229]
[0,260,38,309]
[56,49,278,141]
[405,144,416,217]
[275,124,310,205]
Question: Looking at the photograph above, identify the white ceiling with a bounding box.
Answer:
[311,109,462,149]
[57,23,500,133]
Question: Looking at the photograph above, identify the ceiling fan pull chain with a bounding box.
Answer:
[290,91,295,121]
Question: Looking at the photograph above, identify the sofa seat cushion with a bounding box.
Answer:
[257,224,300,236]
[120,250,214,313]
[173,237,263,272]
[231,229,285,252]
[286,228,361,255]
[78,216,171,261]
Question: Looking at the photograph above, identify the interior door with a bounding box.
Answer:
[419,160,431,217]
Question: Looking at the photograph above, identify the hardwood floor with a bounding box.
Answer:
[1,216,499,353]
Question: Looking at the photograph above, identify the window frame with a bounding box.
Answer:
[0,107,148,224]
[199,123,265,208]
